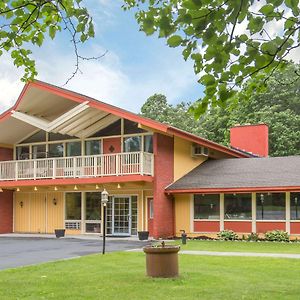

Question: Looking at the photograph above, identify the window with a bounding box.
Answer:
[144,135,153,153]
[20,130,46,144]
[66,141,81,157]
[85,140,101,156]
[291,192,300,220]
[65,192,81,220]
[256,193,286,220]
[194,194,220,219]
[123,136,141,152]
[86,192,101,220]
[149,198,154,219]
[224,194,252,220]
[49,143,64,157]
[91,120,121,137]
[16,146,30,160]
[49,132,76,141]
[32,144,46,159]
[131,196,138,235]
[124,119,146,134]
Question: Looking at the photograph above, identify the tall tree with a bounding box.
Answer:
[0,0,103,82]
[124,0,300,115]
[141,63,300,156]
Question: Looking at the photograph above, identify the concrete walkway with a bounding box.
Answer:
[128,248,300,259]
[180,250,300,259]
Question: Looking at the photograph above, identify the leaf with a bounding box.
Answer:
[259,4,274,16]
[200,74,216,86]
[167,35,183,47]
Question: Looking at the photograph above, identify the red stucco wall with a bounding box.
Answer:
[194,221,220,233]
[0,147,13,161]
[230,124,269,157]
[0,190,13,233]
[224,221,252,233]
[152,133,174,238]
[256,222,285,233]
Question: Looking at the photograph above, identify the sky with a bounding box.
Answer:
[0,0,204,114]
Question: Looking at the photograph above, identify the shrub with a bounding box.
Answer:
[217,230,238,241]
[265,230,289,242]
[247,232,259,242]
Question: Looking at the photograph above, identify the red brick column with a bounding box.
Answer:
[152,133,174,238]
[0,147,14,233]
[0,190,13,233]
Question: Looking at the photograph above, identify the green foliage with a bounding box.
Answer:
[217,230,238,241]
[247,233,259,242]
[265,230,290,242]
[140,63,300,157]
[123,0,300,115]
[0,0,95,81]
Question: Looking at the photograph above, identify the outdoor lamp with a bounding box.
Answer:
[260,194,264,219]
[101,189,109,206]
[101,188,109,255]
[53,198,57,206]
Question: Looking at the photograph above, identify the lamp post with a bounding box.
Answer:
[295,197,298,219]
[260,194,264,220]
[101,188,109,255]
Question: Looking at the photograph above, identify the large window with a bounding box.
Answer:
[224,194,252,220]
[194,194,220,220]
[144,135,153,153]
[256,193,286,220]
[66,141,81,157]
[49,143,64,157]
[291,192,300,220]
[86,192,101,220]
[32,144,46,159]
[16,146,30,160]
[85,140,101,156]
[65,192,81,220]
[123,136,141,152]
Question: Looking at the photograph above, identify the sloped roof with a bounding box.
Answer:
[166,156,300,193]
[0,80,249,158]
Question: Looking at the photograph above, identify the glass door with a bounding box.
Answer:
[113,196,131,235]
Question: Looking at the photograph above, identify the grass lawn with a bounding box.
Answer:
[1,252,300,299]
[171,240,300,254]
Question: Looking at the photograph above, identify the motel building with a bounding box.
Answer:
[0,80,299,238]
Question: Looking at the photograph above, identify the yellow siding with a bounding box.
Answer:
[14,193,30,232]
[174,194,191,236]
[15,192,64,234]
[174,136,207,181]
[47,192,64,233]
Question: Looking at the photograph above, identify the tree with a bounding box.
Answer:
[124,0,300,115]
[0,0,103,82]
[141,63,300,156]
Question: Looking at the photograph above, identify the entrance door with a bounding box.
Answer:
[113,196,131,235]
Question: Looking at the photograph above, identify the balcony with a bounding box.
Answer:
[0,152,154,181]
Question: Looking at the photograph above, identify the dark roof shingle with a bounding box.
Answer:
[167,156,300,191]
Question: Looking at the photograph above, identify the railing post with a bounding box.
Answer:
[94,156,97,177]
[73,157,76,178]
[140,152,144,175]
[53,159,56,179]
[33,160,37,180]
[151,153,154,176]
[116,154,119,176]
[15,162,18,180]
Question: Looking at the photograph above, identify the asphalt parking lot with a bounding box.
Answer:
[0,237,150,270]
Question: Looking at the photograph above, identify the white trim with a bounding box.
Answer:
[220,193,224,231]
[252,192,256,233]
[11,111,50,131]
[286,192,291,234]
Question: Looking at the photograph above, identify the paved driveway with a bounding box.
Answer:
[0,237,149,270]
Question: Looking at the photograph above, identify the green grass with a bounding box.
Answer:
[1,252,300,299]
[171,240,300,254]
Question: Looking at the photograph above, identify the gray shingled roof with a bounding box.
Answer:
[166,156,300,191]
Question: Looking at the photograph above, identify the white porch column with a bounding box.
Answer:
[286,192,291,234]
[252,193,256,233]
[220,193,224,231]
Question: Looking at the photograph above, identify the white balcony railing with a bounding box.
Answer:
[0,152,154,181]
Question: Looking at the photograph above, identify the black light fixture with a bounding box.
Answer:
[20,201,23,208]
[53,198,57,206]
[101,188,109,255]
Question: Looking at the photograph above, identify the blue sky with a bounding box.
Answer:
[0,0,203,113]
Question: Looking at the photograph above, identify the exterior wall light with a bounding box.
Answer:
[53,198,57,206]
[20,201,23,208]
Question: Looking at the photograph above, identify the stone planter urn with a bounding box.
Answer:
[143,242,180,278]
